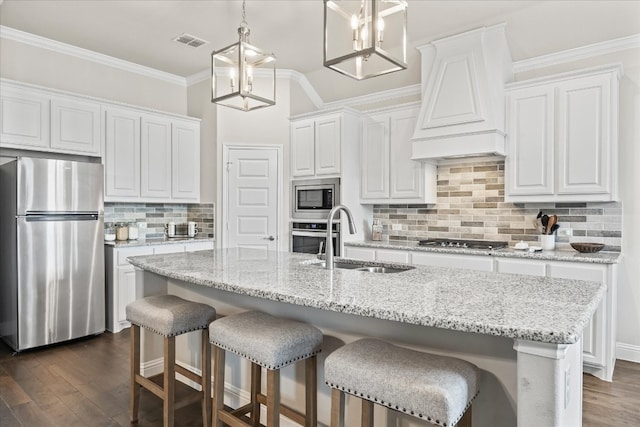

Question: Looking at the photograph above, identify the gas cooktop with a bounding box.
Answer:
[418,238,508,250]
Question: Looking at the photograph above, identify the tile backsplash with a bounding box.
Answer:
[374,159,621,251]
[104,203,214,239]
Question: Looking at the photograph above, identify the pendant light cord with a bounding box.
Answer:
[240,0,248,27]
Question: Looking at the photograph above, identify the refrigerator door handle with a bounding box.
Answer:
[24,214,100,222]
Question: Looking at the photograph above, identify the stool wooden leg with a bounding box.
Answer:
[130,325,141,423]
[212,346,225,427]
[201,329,212,427]
[330,389,344,427]
[361,398,374,427]
[163,336,176,427]
[305,356,317,427]
[266,368,280,427]
[457,405,472,427]
[250,362,261,426]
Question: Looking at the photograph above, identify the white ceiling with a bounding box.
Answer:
[1,0,639,102]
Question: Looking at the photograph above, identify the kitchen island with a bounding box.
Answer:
[128,248,606,427]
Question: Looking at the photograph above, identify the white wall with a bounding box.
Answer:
[214,77,293,248]
[187,79,217,204]
[0,38,187,114]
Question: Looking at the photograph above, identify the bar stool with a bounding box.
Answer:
[209,311,323,427]
[126,294,217,427]
[325,338,479,427]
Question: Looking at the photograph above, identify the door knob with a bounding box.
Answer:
[262,236,275,241]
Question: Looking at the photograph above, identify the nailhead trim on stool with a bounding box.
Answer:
[325,338,480,427]
[127,295,216,427]
[209,311,323,427]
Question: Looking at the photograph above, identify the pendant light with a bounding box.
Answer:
[323,0,407,80]
[211,0,276,111]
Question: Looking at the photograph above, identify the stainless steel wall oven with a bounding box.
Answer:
[291,221,340,256]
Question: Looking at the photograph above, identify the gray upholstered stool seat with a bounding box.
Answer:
[126,295,216,427]
[126,294,216,337]
[209,311,323,427]
[325,338,479,427]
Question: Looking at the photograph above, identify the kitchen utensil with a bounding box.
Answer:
[541,215,549,231]
[550,223,559,235]
[570,242,605,253]
[546,215,557,235]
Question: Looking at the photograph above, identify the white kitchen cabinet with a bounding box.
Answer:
[104,107,201,203]
[505,65,620,202]
[361,105,436,204]
[140,114,172,199]
[171,120,201,201]
[291,111,356,178]
[0,81,102,156]
[105,107,141,199]
[412,251,494,271]
[105,241,214,333]
[344,246,376,261]
[344,246,411,263]
[50,96,101,155]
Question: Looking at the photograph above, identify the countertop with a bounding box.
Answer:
[127,249,605,345]
[345,240,621,264]
[104,236,215,248]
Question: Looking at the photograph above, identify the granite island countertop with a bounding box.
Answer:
[127,248,605,345]
[345,240,621,264]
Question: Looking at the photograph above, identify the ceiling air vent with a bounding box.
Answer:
[172,33,208,48]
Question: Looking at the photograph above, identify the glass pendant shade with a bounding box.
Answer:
[324,0,407,80]
[211,25,276,111]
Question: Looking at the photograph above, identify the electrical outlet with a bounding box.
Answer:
[391,224,402,231]
[565,366,571,408]
[559,228,573,237]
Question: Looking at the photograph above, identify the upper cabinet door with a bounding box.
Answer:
[505,86,555,197]
[171,120,200,201]
[105,108,141,198]
[0,87,50,149]
[291,120,315,177]
[50,96,101,155]
[361,115,390,199]
[389,108,423,199]
[141,114,172,199]
[314,115,341,176]
[556,74,612,196]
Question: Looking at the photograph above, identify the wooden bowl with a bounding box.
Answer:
[570,242,605,253]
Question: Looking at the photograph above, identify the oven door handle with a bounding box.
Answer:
[291,231,330,238]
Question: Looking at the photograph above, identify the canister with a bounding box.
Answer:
[115,223,129,241]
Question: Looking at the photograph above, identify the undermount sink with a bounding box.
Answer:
[310,261,415,274]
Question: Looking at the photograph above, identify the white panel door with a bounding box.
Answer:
[226,148,278,251]
[141,114,172,199]
[291,120,315,177]
[0,87,49,148]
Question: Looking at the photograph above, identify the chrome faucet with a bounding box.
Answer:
[326,204,357,270]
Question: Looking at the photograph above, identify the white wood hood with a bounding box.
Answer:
[411,24,513,161]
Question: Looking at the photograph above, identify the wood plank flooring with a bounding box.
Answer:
[1,330,639,426]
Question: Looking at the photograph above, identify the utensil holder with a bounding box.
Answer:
[540,235,555,251]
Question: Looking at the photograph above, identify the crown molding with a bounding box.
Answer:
[0,25,187,86]
[513,33,640,74]
[323,83,421,109]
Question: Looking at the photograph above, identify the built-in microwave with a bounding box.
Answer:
[291,178,340,220]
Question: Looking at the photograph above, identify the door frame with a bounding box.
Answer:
[221,144,284,251]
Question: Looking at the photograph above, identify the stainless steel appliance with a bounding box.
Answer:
[292,178,340,220]
[291,221,340,256]
[0,157,105,351]
[418,238,508,250]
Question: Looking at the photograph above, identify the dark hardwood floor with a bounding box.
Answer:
[1,330,639,426]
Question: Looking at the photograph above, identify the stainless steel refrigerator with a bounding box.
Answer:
[0,157,105,351]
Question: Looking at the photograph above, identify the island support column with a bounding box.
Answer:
[513,339,583,427]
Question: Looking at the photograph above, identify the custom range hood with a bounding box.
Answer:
[411,24,513,161]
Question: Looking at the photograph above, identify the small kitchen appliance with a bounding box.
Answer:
[418,238,508,250]
[291,178,340,220]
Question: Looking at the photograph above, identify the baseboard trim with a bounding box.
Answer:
[617,342,640,363]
